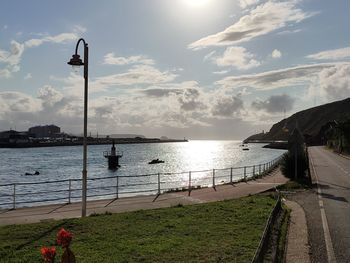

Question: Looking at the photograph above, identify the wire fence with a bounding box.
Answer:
[0,155,283,210]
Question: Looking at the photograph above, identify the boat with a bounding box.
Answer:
[148,159,165,164]
[242,147,249,151]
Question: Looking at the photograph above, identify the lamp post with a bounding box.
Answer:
[67,38,89,217]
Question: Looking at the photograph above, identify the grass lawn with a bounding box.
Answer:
[0,195,276,263]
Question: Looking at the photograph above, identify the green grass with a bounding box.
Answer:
[0,195,276,263]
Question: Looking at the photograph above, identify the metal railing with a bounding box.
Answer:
[0,156,283,210]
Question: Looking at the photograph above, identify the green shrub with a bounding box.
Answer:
[280,152,308,179]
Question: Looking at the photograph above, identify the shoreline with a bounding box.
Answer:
[0,138,188,148]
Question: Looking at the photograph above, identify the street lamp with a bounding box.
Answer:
[68,38,89,217]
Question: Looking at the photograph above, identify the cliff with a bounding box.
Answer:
[245,97,350,145]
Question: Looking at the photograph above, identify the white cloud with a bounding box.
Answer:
[73,25,87,34]
[0,91,40,113]
[0,32,78,78]
[272,49,282,59]
[24,33,78,48]
[203,51,216,61]
[239,0,259,9]
[103,52,155,65]
[307,47,350,60]
[0,40,25,66]
[213,70,230,75]
[277,28,302,35]
[214,46,261,70]
[24,73,32,80]
[216,63,340,90]
[316,64,350,101]
[0,69,11,78]
[94,65,177,87]
[189,0,314,49]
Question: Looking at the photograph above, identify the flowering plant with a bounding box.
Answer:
[40,246,56,263]
[57,228,73,248]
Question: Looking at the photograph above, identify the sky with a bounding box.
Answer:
[1,0,350,140]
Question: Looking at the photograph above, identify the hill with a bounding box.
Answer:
[245,98,350,145]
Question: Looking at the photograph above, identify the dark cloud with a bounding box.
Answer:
[212,96,244,117]
[141,88,182,97]
[252,94,295,113]
[178,88,206,112]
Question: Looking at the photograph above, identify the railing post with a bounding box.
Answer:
[116,176,119,199]
[230,167,233,183]
[253,165,255,177]
[13,183,16,210]
[188,171,191,196]
[259,164,261,175]
[157,173,161,195]
[244,166,247,181]
[68,179,71,204]
[212,169,215,188]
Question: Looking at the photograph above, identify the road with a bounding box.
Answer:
[307,146,350,263]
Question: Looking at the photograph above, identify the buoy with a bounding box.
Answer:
[103,140,122,169]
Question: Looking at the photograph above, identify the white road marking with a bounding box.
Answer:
[310,150,337,263]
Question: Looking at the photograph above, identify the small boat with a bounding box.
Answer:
[148,159,165,164]
[242,147,249,151]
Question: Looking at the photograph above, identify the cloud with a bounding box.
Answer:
[24,73,32,79]
[24,33,77,48]
[189,0,314,49]
[272,49,282,59]
[203,51,216,61]
[212,95,244,117]
[103,52,155,65]
[140,81,207,112]
[213,70,230,75]
[316,64,350,101]
[0,32,78,78]
[93,65,177,87]
[141,88,184,97]
[38,85,64,108]
[239,0,259,9]
[216,63,339,90]
[178,88,206,111]
[0,69,11,78]
[277,28,302,35]
[0,91,40,113]
[214,46,261,70]
[306,46,350,60]
[0,40,25,66]
[252,94,295,113]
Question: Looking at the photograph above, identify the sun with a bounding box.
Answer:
[182,0,212,8]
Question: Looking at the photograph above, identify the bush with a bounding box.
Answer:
[280,151,308,179]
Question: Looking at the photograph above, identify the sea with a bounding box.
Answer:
[0,140,286,208]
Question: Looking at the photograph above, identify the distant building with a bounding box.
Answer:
[0,130,29,143]
[28,125,61,138]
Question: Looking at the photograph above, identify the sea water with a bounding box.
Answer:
[0,140,286,208]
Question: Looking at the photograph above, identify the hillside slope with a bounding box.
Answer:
[245,98,350,144]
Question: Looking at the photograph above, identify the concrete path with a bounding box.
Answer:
[285,200,310,263]
[0,168,288,225]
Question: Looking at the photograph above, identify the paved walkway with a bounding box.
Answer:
[0,168,288,226]
[285,200,310,263]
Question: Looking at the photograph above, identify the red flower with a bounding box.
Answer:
[57,228,73,248]
[40,246,56,262]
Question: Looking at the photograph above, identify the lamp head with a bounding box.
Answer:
[67,54,84,66]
